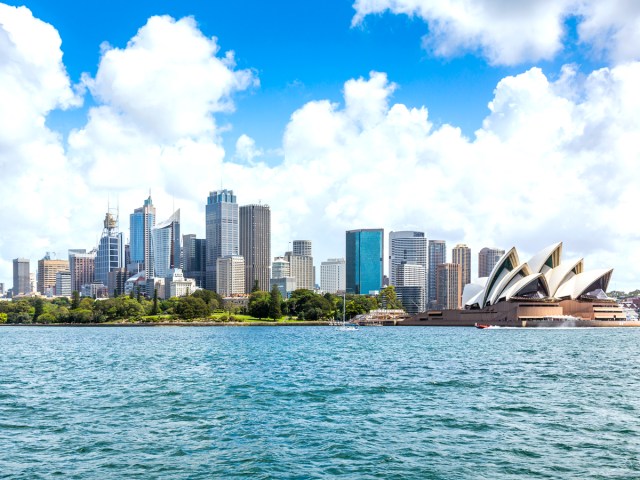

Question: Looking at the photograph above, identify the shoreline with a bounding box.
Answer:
[0,321,332,327]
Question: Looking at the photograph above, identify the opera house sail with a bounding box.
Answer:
[405,242,638,327]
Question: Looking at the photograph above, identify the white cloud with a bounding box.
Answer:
[1,6,639,293]
[352,0,640,65]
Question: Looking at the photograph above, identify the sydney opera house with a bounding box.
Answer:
[405,242,639,327]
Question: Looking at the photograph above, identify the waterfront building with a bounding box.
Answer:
[37,254,69,295]
[96,211,125,287]
[107,268,128,298]
[81,282,108,299]
[389,231,428,307]
[69,250,96,294]
[163,269,197,299]
[240,204,271,292]
[285,243,314,291]
[151,209,181,279]
[478,247,505,278]
[12,258,30,296]
[395,262,426,314]
[205,189,239,293]
[346,229,384,295]
[124,271,146,296]
[408,242,630,327]
[428,240,447,307]
[452,244,472,288]
[436,263,462,310]
[130,195,156,276]
[320,258,346,294]
[182,234,206,288]
[216,255,245,297]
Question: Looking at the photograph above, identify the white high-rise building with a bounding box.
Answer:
[164,269,197,299]
[152,209,181,279]
[395,263,426,314]
[285,241,314,290]
[216,256,245,297]
[206,190,238,292]
[320,258,346,294]
[271,257,290,279]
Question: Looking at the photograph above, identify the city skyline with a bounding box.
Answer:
[1,1,639,291]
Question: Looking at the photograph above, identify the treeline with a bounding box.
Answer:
[0,285,403,324]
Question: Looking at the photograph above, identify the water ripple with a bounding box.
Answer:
[0,326,639,479]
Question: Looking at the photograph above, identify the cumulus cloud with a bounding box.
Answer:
[1,6,639,293]
[352,0,640,65]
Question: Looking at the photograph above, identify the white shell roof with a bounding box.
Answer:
[554,268,613,300]
[527,242,562,274]
[500,273,549,301]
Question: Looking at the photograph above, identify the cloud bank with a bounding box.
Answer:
[352,0,640,65]
[0,4,638,291]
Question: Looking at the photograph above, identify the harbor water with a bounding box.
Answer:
[1,326,639,479]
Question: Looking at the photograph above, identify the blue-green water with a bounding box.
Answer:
[1,326,639,479]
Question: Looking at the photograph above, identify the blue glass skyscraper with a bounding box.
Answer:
[346,229,384,295]
[96,210,124,286]
[129,195,156,276]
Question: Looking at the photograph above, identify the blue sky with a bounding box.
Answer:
[9,0,606,159]
[1,0,639,291]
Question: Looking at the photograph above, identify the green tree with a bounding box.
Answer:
[0,312,7,324]
[379,285,403,310]
[252,280,260,293]
[269,284,283,319]
[191,289,221,311]
[175,296,209,320]
[151,288,159,315]
[286,289,333,320]
[33,298,44,322]
[37,312,56,324]
[71,291,80,310]
[248,290,270,319]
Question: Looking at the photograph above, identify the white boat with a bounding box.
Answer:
[336,293,358,331]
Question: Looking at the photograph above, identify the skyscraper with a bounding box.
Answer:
[183,234,206,288]
[285,240,314,291]
[55,270,71,297]
[395,262,426,314]
[69,250,96,293]
[428,240,446,307]
[436,263,462,310]
[240,204,271,292]
[130,195,156,275]
[346,229,384,295]
[292,240,312,257]
[96,210,124,287]
[205,189,239,292]
[389,231,428,308]
[452,244,472,288]
[478,247,505,278]
[320,258,346,294]
[12,258,30,296]
[216,256,245,296]
[37,254,69,295]
[151,209,181,279]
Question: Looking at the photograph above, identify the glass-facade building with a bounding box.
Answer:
[346,229,383,295]
[130,196,156,275]
[96,212,124,286]
[205,189,238,292]
[151,209,181,279]
[428,240,447,307]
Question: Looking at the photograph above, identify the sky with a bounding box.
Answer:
[0,0,639,291]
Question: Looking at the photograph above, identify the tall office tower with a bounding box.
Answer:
[151,209,181,279]
[130,195,156,276]
[206,189,238,293]
[216,256,245,296]
[389,231,428,307]
[452,244,472,288]
[69,250,96,293]
[12,258,30,296]
[37,254,69,295]
[428,240,447,307]
[345,229,384,295]
[56,270,71,297]
[395,263,426,314]
[240,204,271,292]
[320,258,346,294]
[0,283,4,296]
[96,210,124,287]
[270,256,296,297]
[292,240,312,257]
[436,263,462,310]
[285,242,314,291]
[107,268,128,298]
[183,234,207,288]
[478,247,505,278]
